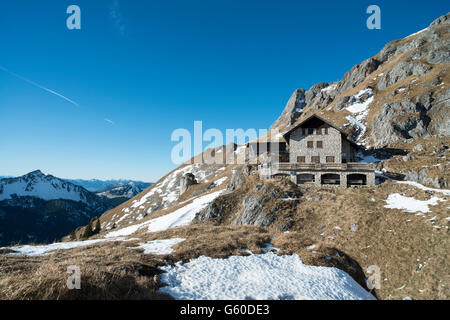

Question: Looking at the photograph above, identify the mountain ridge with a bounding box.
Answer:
[272,13,449,152]
[67,178,152,194]
[0,171,117,246]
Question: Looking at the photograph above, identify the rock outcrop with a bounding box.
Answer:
[370,99,431,147]
[270,89,307,129]
[179,173,198,195]
[230,181,302,229]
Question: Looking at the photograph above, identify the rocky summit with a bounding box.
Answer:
[273,14,449,151]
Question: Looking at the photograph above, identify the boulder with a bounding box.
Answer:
[226,165,253,191]
[231,194,275,227]
[404,169,442,188]
[195,200,223,222]
[179,173,198,195]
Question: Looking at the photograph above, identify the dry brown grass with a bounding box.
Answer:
[184,173,450,300]
[0,224,273,300]
[0,241,171,300]
[134,223,272,261]
[270,181,449,300]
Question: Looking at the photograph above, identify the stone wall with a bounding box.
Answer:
[289,126,342,164]
[290,170,375,187]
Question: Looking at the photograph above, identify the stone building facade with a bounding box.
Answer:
[259,115,375,187]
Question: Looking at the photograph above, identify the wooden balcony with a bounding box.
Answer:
[260,162,375,172]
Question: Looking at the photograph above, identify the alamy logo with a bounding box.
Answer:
[170,121,280,166]
[66,265,81,289]
[366,5,381,30]
[67,5,81,30]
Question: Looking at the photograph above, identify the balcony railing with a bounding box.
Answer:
[259,162,374,172]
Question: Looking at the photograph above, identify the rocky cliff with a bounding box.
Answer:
[272,13,449,149]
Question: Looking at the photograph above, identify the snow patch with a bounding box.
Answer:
[346,89,374,121]
[105,191,224,238]
[159,252,376,300]
[4,237,134,256]
[345,116,366,142]
[384,193,444,213]
[130,238,185,255]
[396,181,450,196]
[344,88,375,143]
[321,83,338,93]
[356,152,383,163]
[213,177,228,187]
[146,190,224,233]
[407,27,428,38]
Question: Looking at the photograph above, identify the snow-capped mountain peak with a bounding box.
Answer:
[0,170,90,203]
[95,181,152,199]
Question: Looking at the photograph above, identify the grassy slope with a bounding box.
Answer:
[1,174,448,300]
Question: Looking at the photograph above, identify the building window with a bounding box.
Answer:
[324,127,328,135]
[308,128,314,135]
[316,128,321,135]
[307,141,314,148]
[326,156,335,163]
[311,156,320,163]
[297,156,305,163]
[317,141,323,148]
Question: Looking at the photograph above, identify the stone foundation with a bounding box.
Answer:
[287,170,375,187]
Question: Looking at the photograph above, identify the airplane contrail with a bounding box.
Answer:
[104,118,115,125]
[0,65,79,107]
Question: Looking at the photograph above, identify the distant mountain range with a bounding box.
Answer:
[67,179,152,194]
[95,181,152,199]
[0,171,151,246]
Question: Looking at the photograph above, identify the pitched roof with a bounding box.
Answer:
[282,114,359,147]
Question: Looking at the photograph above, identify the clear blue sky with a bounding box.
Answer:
[0,0,447,181]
